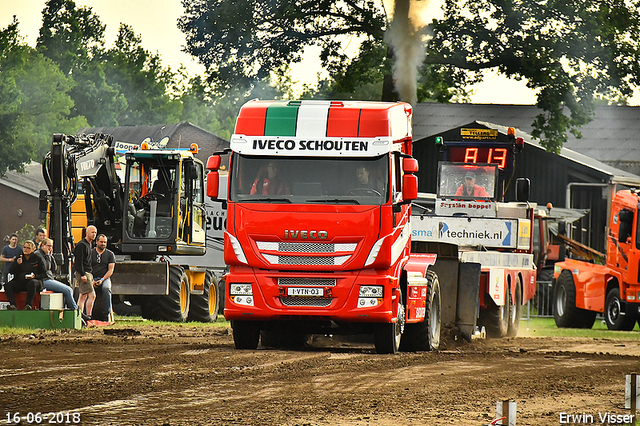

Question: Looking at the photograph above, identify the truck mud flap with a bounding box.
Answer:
[456,262,481,341]
[111,261,169,296]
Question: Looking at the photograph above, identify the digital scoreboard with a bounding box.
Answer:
[448,147,510,169]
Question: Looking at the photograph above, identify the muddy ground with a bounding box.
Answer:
[1,323,639,426]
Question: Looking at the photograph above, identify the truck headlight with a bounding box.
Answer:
[229,283,254,306]
[358,285,383,308]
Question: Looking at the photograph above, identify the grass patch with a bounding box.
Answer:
[112,315,230,328]
[519,317,640,338]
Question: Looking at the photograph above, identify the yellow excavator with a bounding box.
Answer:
[39,133,219,322]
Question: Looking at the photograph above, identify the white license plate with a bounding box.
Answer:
[287,287,324,297]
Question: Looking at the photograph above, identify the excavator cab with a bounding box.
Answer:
[122,150,206,258]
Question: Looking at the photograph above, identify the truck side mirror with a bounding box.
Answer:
[207,155,221,171]
[515,178,530,202]
[618,209,634,242]
[402,157,419,173]
[207,171,220,200]
[402,174,418,202]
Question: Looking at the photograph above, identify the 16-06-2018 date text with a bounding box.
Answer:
[5,412,81,424]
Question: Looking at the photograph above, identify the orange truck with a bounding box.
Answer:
[553,189,640,330]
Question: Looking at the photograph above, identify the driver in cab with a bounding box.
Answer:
[354,166,384,193]
[455,171,489,197]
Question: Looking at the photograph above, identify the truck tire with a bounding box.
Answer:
[400,270,441,351]
[232,320,260,349]
[188,270,219,323]
[605,287,636,331]
[553,270,596,328]
[156,265,191,322]
[374,290,405,354]
[480,292,509,338]
[506,278,522,337]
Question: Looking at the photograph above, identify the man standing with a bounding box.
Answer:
[75,225,96,321]
[91,234,116,321]
[5,240,46,310]
[33,229,46,248]
[1,234,22,289]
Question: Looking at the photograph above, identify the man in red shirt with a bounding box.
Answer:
[455,171,490,197]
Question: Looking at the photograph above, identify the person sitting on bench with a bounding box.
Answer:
[4,240,47,310]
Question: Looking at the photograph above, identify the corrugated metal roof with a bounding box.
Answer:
[475,121,640,186]
[414,103,640,164]
[0,162,47,197]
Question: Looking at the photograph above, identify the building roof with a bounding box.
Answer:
[0,162,47,198]
[475,121,640,186]
[78,122,229,163]
[413,103,640,166]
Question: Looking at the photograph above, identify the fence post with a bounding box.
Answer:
[626,373,638,421]
[496,400,516,425]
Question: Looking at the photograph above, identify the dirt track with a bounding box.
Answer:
[1,324,639,426]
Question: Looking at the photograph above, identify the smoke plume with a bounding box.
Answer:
[384,0,431,106]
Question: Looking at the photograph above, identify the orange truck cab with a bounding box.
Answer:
[553,189,640,330]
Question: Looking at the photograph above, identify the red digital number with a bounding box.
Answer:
[491,148,507,169]
[464,148,478,163]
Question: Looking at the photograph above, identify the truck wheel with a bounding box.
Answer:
[188,270,219,323]
[374,290,405,354]
[155,265,191,322]
[400,270,442,351]
[232,320,260,349]
[605,287,636,331]
[480,294,509,338]
[506,279,522,337]
[553,270,596,328]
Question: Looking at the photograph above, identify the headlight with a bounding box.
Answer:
[230,284,253,296]
[359,285,383,297]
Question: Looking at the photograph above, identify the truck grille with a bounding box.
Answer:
[280,297,332,307]
[278,278,336,287]
[256,241,357,266]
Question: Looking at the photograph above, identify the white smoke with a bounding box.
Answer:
[384,0,431,106]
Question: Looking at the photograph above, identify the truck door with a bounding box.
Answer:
[180,160,206,245]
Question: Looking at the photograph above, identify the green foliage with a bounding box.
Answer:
[428,0,640,152]
[180,0,640,152]
[0,18,86,175]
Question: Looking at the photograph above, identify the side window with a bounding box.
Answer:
[393,153,402,197]
[193,163,204,203]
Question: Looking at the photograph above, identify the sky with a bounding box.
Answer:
[1,0,637,106]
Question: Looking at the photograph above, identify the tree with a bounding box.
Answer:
[0,18,85,176]
[102,24,182,125]
[179,0,640,152]
[36,0,127,126]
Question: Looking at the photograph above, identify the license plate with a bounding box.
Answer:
[287,287,324,297]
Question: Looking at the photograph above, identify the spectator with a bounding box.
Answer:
[33,228,46,248]
[1,234,22,288]
[91,234,116,321]
[4,240,46,310]
[75,225,97,321]
[37,238,78,311]
[455,171,490,197]
[250,162,289,195]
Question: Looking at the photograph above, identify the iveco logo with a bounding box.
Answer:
[284,230,328,239]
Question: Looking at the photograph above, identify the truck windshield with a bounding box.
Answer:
[229,155,389,205]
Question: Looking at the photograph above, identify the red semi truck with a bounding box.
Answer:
[206,100,480,353]
[553,189,640,330]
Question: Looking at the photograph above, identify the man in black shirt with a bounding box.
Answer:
[74,225,97,320]
[91,234,116,321]
[5,240,47,310]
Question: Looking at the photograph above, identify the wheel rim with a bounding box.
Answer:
[556,285,566,317]
[208,283,217,316]
[430,292,441,345]
[607,297,621,323]
[180,279,188,313]
[395,303,406,348]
